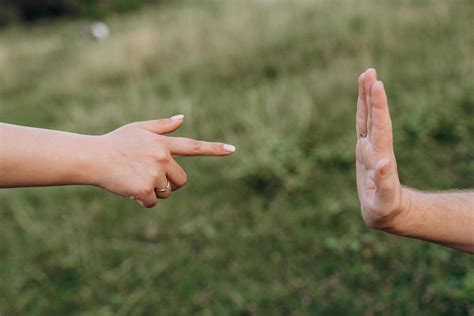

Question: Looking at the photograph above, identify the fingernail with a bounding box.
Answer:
[223,144,236,153]
[170,114,184,121]
[137,200,145,207]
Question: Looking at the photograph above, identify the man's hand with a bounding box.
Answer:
[355,69,474,252]
[355,69,406,230]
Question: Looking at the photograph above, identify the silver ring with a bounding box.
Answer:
[155,180,170,193]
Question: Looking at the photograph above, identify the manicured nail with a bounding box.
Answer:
[223,144,236,153]
[170,114,184,120]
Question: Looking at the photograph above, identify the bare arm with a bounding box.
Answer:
[392,189,474,252]
[0,115,235,208]
[355,68,474,253]
[0,123,101,187]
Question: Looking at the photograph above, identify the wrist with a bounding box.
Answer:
[383,187,415,236]
[75,135,107,187]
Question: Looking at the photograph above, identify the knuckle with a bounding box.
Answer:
[373,122,386,132]
[153,135,165,144]
[135,185,154,198]
[212,143,221,153]
[191,140,202,154]
[144,200,157,208]
[154,149,170,163]
[176,173,188,187]
[130,122,144,130]
[150,169,161,180]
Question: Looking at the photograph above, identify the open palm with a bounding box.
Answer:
[355,69,403,229]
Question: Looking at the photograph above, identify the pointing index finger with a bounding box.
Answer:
[162,137,236,156]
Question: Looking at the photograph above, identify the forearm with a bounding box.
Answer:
[0,123,99,188]
[388,188,474,253]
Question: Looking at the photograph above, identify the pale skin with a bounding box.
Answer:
[0,115,235,208]
[356,68,474,253]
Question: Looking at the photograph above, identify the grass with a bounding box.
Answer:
[0,0,473,314]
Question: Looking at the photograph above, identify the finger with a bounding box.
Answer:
[356,72,368,137]
[364,68,377,137]
[136,189,158,208]
[163,137,236,156]
[355,143,367,200]
[165,158,187,191]
[136,114,184,134]
[355,138,365,164]
[370,81,393,154]
[373,158,395,198]
[155,176,171,199]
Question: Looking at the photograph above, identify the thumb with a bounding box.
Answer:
[136,114,184,134]
[374,158,396,197]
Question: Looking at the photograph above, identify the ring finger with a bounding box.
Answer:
[166,157,188,191]
[155,176,172,199]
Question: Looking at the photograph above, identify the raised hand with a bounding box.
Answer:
[94,115,235,208]
[355,69,404,229]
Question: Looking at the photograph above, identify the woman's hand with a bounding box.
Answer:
[93,115,235,208]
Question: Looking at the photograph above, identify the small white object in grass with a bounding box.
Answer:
[90,22,110,41]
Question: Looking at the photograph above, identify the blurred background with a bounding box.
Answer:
[0,0,473,314]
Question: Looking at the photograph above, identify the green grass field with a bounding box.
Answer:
[0,0,473,314]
